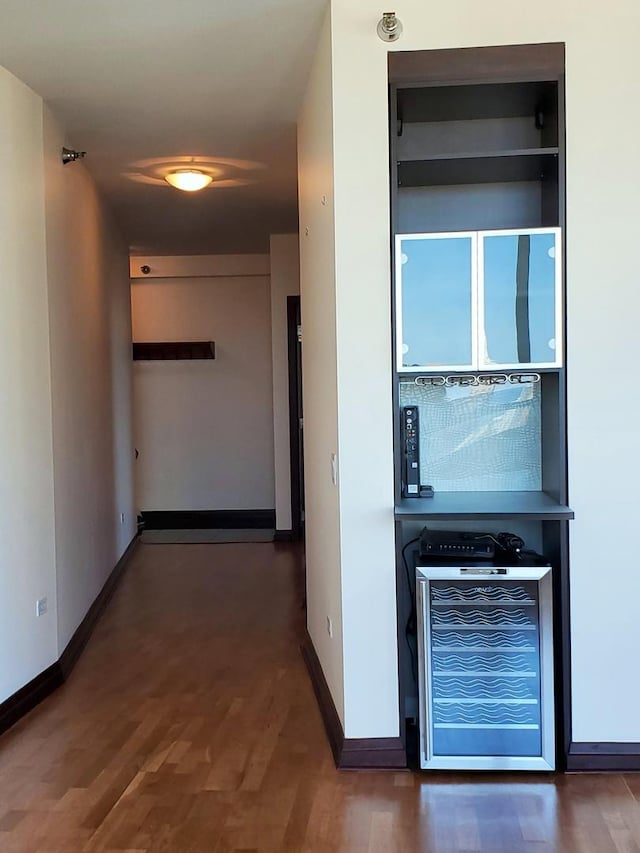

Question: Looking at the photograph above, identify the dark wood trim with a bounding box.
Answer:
[141,509,276,531]
[274,529,294,542]
[389,43,565,86]
[0,664,62,737]
[340,738,407,770]
[59,536,138,678]
[301,633,343,765]
[567,743,640,772]
[287,296,303,540]
[301,632,407,770]
[132,341,215,360]
[0,536,138,738]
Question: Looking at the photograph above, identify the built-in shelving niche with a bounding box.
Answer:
[396,80,560,234]
[390,44,572,770]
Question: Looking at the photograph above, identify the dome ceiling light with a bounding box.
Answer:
[164,169,213,192]
[124,156,265,190]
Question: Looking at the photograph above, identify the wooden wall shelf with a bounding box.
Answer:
[398,149,558,187]
[132,341,215,361]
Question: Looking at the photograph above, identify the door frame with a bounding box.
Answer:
[287,296,304,540]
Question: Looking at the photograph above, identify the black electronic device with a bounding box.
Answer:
[419,527,527,560]
[401,406,421,497]
[420,528,495,559]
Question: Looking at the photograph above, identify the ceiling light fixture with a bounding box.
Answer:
[164,169,213,192]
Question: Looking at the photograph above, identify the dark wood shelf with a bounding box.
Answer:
[398,148,558,187]
[395,491,574,521]
[398,80,559,123]
[132,341,215,361]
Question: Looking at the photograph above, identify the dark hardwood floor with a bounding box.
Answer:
[0,542,639,852]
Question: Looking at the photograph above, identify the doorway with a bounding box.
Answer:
[287,296,304,541]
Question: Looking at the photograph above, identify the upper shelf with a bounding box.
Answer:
[395,491,574,521]
[398,148,559,188]
[133,341,215,361]
[398,82,559,124]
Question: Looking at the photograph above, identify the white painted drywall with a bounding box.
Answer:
[0,67,57,702]
[270,234,300,532]
[298,6,346,727]
[130,254,270,279]
[43,109,136,652]
[325,0,640,742]
[131,271,275,512]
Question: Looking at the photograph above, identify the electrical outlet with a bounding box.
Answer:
[327,616,333,638]
[36,597,47,617]
[120,512,125,524]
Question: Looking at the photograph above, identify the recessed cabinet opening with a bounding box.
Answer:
[390,44,572,771]
[396,80,561,233]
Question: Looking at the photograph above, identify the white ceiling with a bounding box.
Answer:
[0,0,327,254]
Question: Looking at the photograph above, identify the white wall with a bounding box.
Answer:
[0,67,57,701]
[131,262,275,513]
[130,254,270,279]
[298,7,346,727]
[44,109,135,651]
[0,66,135,701]
[322,0,640,742]
[269,234,300,532]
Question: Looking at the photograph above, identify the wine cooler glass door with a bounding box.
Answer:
[417,566,554,771]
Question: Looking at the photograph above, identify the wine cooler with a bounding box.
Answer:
[416,564,555,770]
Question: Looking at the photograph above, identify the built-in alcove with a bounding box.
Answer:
[389,42,572,770]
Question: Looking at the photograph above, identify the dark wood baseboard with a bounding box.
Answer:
[567,742,640,772]
[301,633,344,764]
[0,536,138,738]
[59,536,138,678]
[141,509,276,530]
[340,737,407,770]
[0,664,63,737]
[301,632,406,770]
[274,529,294,542]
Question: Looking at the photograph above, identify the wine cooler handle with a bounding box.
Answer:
[459,567,508,575]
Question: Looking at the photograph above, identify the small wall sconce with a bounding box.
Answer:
[377,11,403,42]
[61,147,86,165]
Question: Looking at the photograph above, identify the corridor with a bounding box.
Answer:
[0,543,638,852]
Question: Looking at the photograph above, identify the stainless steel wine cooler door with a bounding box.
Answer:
[417,566,555,771]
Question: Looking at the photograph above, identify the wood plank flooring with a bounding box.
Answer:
[0,542,639,852]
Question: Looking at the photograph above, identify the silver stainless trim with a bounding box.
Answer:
[417,565,555,771]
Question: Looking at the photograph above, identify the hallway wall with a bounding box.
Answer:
[44,109,136,652]
[0,66,57,702]
[297,7,346,729]
[0,66,135,703]
[131,256,275,514]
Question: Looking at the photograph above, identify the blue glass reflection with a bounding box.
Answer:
[483,233,556,365]
[400,237,473,367]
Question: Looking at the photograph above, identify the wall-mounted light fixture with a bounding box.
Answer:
[377,11,403,42]
[164,169,213,192]
[61,146,86,165]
